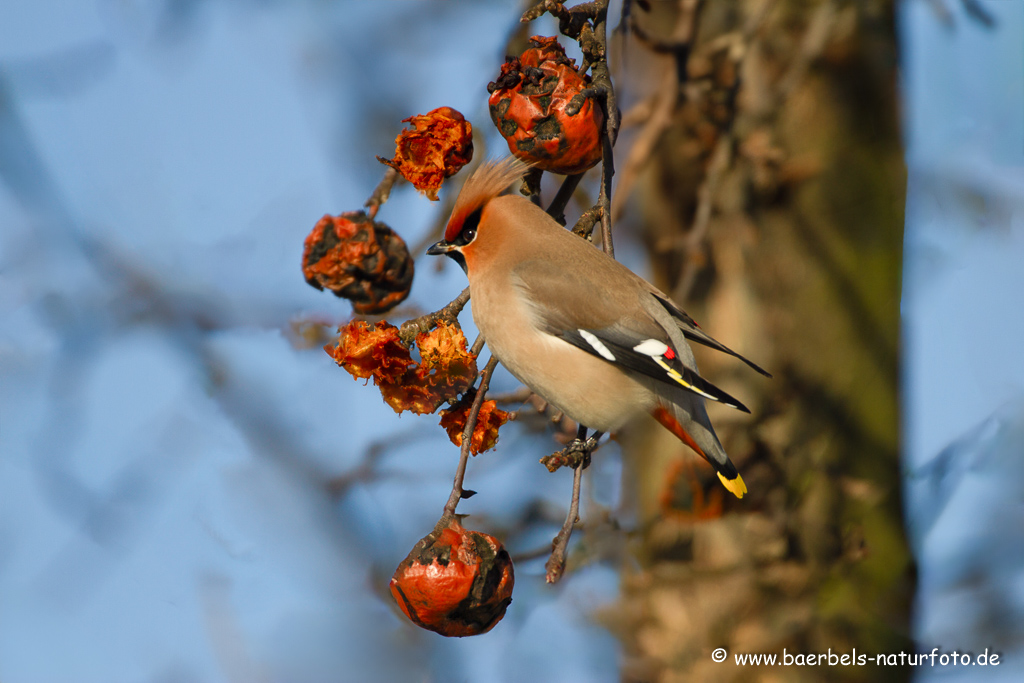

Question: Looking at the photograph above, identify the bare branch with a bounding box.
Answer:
[438,356,501,528]
[398,287,470,346]
[522,167,545,206]
[671,110,732,302]
[571,204,603,239]
[544,425,601,583]
[777,0,836,101]
[364,167,400,219]
[611,0,707,224]
[545,461,583,583]
[598,135,615,256]
[547,172,585,225]
[540,429,602,472]
[610,69,678,225]
[469,334,486,357]
[488,387,535,406]
[520,0,619,257]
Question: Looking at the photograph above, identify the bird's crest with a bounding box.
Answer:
[444,157,530,242]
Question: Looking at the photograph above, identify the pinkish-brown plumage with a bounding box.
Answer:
[428,156,767,500]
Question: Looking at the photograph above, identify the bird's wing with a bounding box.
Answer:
[510,257,750,413]
[649,291,773,378]
[553,325,751,413]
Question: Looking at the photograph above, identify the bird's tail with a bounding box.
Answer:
[651,395,747,499]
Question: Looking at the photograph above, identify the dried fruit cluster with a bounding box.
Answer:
[390,517,514,637]
[488,36,603,175]
[439,388,510,456]
[325,320,476,415]
[302,211,414,315]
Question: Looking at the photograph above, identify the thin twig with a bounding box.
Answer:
[521,0,618,256]
[687,135,730,248]
[470,334,486,357]
[488,387,535,405]
[583,0,618,257]
[777,0,836,102]
[598,135,615,257]
[571,205,603,239]
[547,172,585,225]
[438,357,500,528]
[630,0,703,83]
[672,125,732,302]
[619,94,656,131]
[611,0,704,224]
[958,0,996,27]
[523,167,545,206]
[325,428,422,497]
[610,72,676,225]
[364,167,400,219]
[545,463,583,583]
[545,425,594,583]
[399,287,470,345]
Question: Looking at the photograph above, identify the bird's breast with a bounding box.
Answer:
[468,273,653,432]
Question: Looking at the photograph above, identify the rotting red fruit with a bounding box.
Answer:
[487,36,604,175]
[325,320,476,415]
[325,320,413,384]
[380,106,474,201]
[439,388,510,455]
[390,518,514,637]
[302,211,414,315]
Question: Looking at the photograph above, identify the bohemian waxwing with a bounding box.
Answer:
[427,158,770,498]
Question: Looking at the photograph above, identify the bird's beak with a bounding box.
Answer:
[426,240,454,256]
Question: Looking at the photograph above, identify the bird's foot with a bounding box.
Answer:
[540,431,603,473]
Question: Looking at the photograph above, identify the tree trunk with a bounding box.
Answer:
[603,2,914,680]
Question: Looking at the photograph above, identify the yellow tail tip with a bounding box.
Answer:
[718,472,747,499]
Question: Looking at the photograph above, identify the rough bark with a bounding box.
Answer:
[602,2,913,680]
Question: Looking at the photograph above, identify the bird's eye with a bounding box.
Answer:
[453,207,482,246]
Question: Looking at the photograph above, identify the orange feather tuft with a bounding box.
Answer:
[651,405,707,459]
[651,405,747,499]
[444,157,530,242]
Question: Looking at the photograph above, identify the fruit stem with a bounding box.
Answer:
[547,172,585,226]
[399,287,471,346]
[365,166,400,219]
[439,356,500,527]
